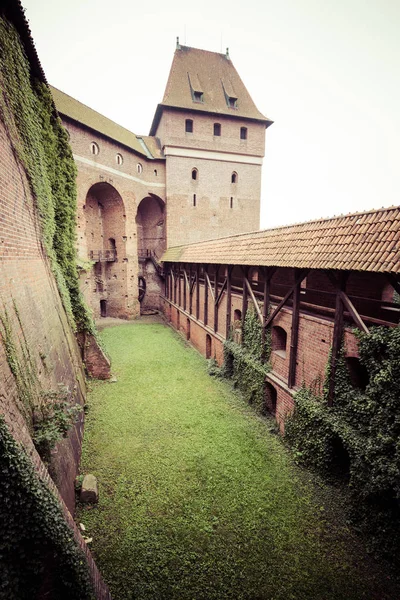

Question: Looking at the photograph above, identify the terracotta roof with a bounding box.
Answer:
[162,206,400,273]
[50,86,163,160]
[150,45,272,135]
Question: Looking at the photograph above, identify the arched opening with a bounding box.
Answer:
[100,299,107,318]
[264,382,277,416]
[231,172,237,184]
[136,195,166,313]
[83,182,126,318]
[192,168,198,181]
[234,309,242,322]
[346,357,369,391]
[272,326,287,358]
[206,334,212,359]
[186,318,191,341]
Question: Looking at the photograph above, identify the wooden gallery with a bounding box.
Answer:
[161,206,400,426]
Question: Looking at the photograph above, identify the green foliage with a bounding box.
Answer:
[0,417,95,600]
[221,308,271,413]
[285,326,400,560]
[0,17,94,333]
[33,386,83,463]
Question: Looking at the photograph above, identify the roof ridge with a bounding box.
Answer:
[178,45,228,57]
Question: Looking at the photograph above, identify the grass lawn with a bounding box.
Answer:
[77,320,397,600]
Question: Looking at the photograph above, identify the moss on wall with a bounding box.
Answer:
[0,16,94,333]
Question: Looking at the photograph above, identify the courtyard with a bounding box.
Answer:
[77,319,397,600]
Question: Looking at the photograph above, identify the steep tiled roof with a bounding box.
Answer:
[150,45,272,135]
[162,206,400,273]
[50,86,163,159]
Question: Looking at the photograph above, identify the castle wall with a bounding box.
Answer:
[63,118,166,318]
[0,116,86,511]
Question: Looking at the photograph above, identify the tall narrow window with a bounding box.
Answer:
[213,123,221,136]
[192,168,198,181]
[185,119,193,133]
[193,194,196,207]
[240,127,248,140]
[90,142,99,155]
[230,197,233,209]
[231,172,237,184]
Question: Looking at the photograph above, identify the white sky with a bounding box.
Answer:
[23,0,400,229]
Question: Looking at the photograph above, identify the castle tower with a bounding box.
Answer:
[150,43,273,247]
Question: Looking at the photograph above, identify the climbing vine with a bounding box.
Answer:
[0,17,94,333]
[285,326,400,560]
[0,416,95,600]
[217,307,271,414]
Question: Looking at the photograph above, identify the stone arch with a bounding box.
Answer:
[136,194,166,312]
[136,194,166,260]
[82,182,127,318]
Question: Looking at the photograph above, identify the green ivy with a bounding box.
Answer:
[217,308,271,414]
[285,327,400,560]
[0,17,94,333]
[0,417,95,600]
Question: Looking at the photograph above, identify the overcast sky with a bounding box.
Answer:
[23,0,400,229]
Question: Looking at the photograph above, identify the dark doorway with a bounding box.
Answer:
[206,334,212,359]
[100,299,107,318]
[264,382,277,416]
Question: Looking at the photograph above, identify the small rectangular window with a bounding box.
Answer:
[240,127,247,140]
[193,91,203,103]
[185,119,193,133]
[213,123,221,136]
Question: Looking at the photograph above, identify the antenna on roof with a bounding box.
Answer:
[176,36,180,50]
[226,47,230,59]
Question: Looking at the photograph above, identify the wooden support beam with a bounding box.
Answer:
[241,266,249,330]
[172,268,177,304]
[178,265,181,307]
[183,267,188,311]
[204,265,208,326]
[214,265,220,333]
[244,277,263,324]
[189,266,196,315]
[205,271,215,301]
[261,267,272,362]
[288,269,301,389]
[325,271,369,334]
[328,273,347,407]
[386,273,400,298]
[216,278,227,307]
[196,265,200,320]
[226,266,232,339]
[264,269,308,329]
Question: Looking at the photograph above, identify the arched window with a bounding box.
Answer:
[90,142,99,155]
[116,153,123,165]
[100,299,107,318]
[192,168,198,181]
[272,326,287,357]
[185,119,193,133]
[206,334,212,359]
[240,127,248,140]
[213,123,221,136]
[137,163,143,174]
[231,172,237,184]
[264,382,277,415]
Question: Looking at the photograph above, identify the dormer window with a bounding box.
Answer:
[188,73,204,103]
[185,119,193,133]
[213,123,221,137]
[227,97,237,108]
[193,91,203,103]
[240,127,247,140]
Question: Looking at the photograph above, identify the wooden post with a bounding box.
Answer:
[214,265,220,333]
[261,268,272,361]
[241,266,248,330]
[328,272,347,406]
[189,265,193,315]
[196,265,200,320]
[178,264,181,307]
[183,266,187,311]
[204,264,208,326]
[288,269,301,388]
[226,266,232,339]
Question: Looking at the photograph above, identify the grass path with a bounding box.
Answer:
[77,321,396,600]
